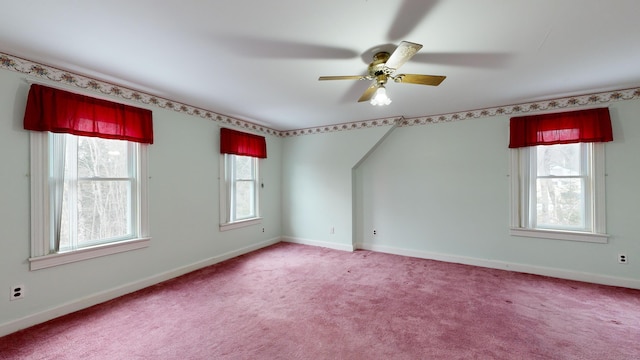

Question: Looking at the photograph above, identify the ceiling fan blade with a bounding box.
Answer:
[319,75,368,81]
[385,41,423,71]
[214,35,359,59]
[387,0,439,41]
[358,83,378,102]
[410,52,514,69]
[394,74,446,86]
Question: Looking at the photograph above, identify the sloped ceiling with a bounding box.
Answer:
[1,0,640,131]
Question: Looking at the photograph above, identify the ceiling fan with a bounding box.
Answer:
[319,41,446,106]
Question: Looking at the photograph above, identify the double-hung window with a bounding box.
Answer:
[54,134,145,251]
[24,84,153,269]
[219,128,267,231]
[224,154,259,221]
[509,108,612,243]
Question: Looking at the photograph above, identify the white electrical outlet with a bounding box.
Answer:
[10,285,25,301]
[618,253,628,264]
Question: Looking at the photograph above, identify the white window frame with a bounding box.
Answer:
[29,132,150,270]
[510,142,608,243]
[219,154,261,231]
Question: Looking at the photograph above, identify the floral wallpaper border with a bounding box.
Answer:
[280,117,403,137]
[2,52,639,138]
[0,52,281,136]
[398,87,640,127]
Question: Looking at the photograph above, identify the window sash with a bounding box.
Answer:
[527,143,592,232]
[222,154,259,225]
[60,178,135,250]
[52,133,139,252]
[232,179,257,221]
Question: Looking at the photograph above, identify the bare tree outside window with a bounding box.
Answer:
[59,136,134,250]
[534,143,586,229]
[233,155,256,220]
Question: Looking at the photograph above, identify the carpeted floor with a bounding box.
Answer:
[1,242,639,359]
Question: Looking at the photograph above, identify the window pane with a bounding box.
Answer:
[234,180,255,219]
[78,137,128,178]
[77,180,131,244]
[235,156,253,179]
[58,183,72,250]
[536,143,582,176]
[536,178,585,229]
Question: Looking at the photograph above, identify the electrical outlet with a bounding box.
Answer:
[373,229,377,235]
[262,227,265,233]
[10,285,25,301]
[330,226,335,234]
[618,253,628,264]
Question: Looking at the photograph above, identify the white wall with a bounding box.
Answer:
[282,126,394,250]
[0,69,282,335]
[284,102,640,289]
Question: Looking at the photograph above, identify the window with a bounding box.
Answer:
[510,143,607,242]
[218,128,266,231]
[58,134,141,250]
[220,154,260,230]
[508,108,612,243]
[24,84,153,270]
[29,132,150,270]
[531,143,590,231]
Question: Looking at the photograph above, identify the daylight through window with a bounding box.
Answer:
[57,134,138,251]
[222,154,260,226]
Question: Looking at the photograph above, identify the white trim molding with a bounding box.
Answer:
[29,238,151,270]
[357,243,639,290]
[219,218,263,232]
[509,228,608,244]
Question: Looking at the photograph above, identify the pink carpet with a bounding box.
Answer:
[1,242,639,359]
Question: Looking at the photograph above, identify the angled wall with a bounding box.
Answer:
[281,125,394,250]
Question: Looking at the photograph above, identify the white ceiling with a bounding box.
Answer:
[2,0,640,131]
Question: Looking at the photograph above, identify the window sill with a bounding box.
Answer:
[219,217,262,232]
[510,228,608,244]
[29,237,151,271]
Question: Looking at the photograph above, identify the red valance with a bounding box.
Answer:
[24,84,154,144]
[220,128,267,158]
[509,108,612,148]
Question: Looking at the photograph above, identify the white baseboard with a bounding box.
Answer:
[0,237,281,338]
[357,243,640,290]
[281,236,355,252]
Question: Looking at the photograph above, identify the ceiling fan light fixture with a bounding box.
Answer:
[319,41,445,104]
[370,85,391,106]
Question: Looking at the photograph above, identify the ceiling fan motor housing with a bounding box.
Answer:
[369,52,391,83]
[369,52,390,73]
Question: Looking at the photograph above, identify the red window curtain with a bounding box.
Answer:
[220,128,267,158]
[23,84,154,144]
[509,108,613,148]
